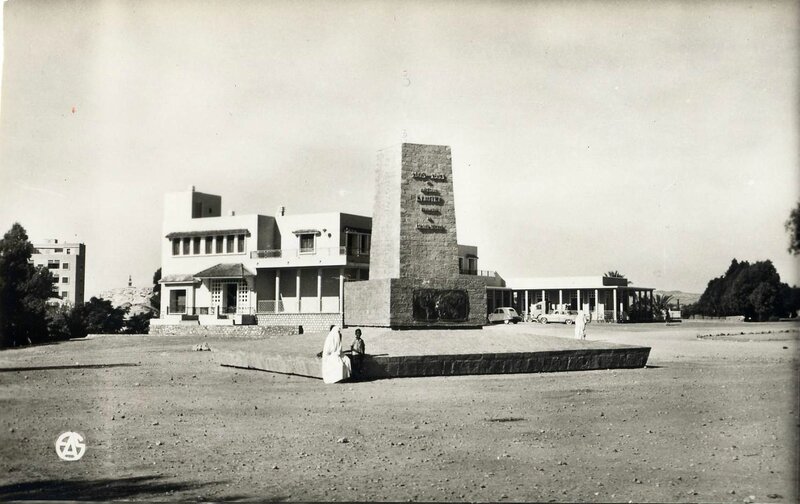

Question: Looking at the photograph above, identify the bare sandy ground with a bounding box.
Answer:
[0,321,797,502]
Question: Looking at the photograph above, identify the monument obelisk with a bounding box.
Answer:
[344,143,487,328]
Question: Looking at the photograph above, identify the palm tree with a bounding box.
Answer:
[652,294,674,320]
[605,270,625,278]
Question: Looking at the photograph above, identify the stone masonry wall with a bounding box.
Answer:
[149,324,298,338]
[368,144,402,280]
[342,143,488,328]
[343,279,392,327]
[389,275,487,327]
[255,313,343,333]
[398,144,460,279]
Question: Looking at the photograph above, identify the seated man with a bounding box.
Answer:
[349,328,365,379]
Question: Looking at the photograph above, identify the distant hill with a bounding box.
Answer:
[98,286,157,317]
[655,290,702,307]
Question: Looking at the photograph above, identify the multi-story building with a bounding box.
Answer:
[155,187,373,329]
[31,240,86,305]
[154,187,487,331]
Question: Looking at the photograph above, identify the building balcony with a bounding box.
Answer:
[250,246,370,268]
[459,268,497,277]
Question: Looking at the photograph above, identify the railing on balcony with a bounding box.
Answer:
[251,246,370,261]
[166,306,255,315]
[256,297,341,314]
[460,268,497,277]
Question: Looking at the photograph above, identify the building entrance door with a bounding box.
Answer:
[224,283,238,314]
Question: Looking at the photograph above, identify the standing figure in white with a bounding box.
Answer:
[574,311,588,340]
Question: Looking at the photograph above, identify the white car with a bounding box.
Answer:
[487,307,522,324]
[539,310,577,325]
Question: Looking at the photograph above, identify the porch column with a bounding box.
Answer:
[613,289,618,322]
[559,289,563,308]
[524,290,529,315]
[296,269,301,313]
[595,288,599,320]
[274,272,280,313]
[188,284,195,314]
[541,290,546,312]
[317,268,323,312]
[338,267,344,313]
[577,289,581,311]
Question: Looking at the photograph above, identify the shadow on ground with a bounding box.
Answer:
[0,363,139,373]
[0,475,266,501]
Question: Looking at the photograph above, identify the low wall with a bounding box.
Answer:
[363,347,650,378]
[255,313,343,333]
[149,324,298,338]
[217,346,651,380]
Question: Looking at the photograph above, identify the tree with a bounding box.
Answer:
[124,312,154,334]
[652,294,674,320]
[785,201,800,255]
[749,282,779,321]
[692,258,793,321]
[75,297,126,335]
[46,304,87,341]
[150,267,161,313]
[605,271,625,278]
[0,223,56,347]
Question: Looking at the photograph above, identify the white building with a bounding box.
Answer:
[154,187,372,329]
[502,275,655,322]
[31,240,86,305]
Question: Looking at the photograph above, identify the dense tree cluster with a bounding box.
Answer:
[0,224,56,346]
[0,223,152,348]
[786,201,800,256]
[683,259,799,321]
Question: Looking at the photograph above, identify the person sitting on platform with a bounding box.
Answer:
[321,325,352,384]
[350,328,365,379]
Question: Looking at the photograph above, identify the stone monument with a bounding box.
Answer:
[344,143,487,328]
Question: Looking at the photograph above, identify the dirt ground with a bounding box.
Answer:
[0,321,797,502]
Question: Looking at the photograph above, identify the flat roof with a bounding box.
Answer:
[506,276,653,290]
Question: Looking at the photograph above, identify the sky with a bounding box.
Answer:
[0,0,798,297]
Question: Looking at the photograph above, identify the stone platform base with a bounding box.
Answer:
[214,326,650,380]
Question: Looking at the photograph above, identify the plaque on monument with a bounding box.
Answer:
[344,143,487,328]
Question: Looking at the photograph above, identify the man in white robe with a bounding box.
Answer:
[321,325,351,384]
[574,311,588,340]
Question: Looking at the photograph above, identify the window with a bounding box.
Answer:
[54,248,63,253]
[62,277,69,284]
[215,236,223,254]
[172,239,180,255]
[182,238,190,255]
[360,234,370,254]
[299,233,315,253]
[47,260,59,269]
[169,289,187,314]
[237,234,245,253]
[226,235,234,253]
[205,237,212,254]
[66,249,71,255]
[193,237,201,255]
[61,291,68,299]
[62,263,69,269]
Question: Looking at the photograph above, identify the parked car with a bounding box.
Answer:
[488,307,522,324]
[539,310,577,325]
